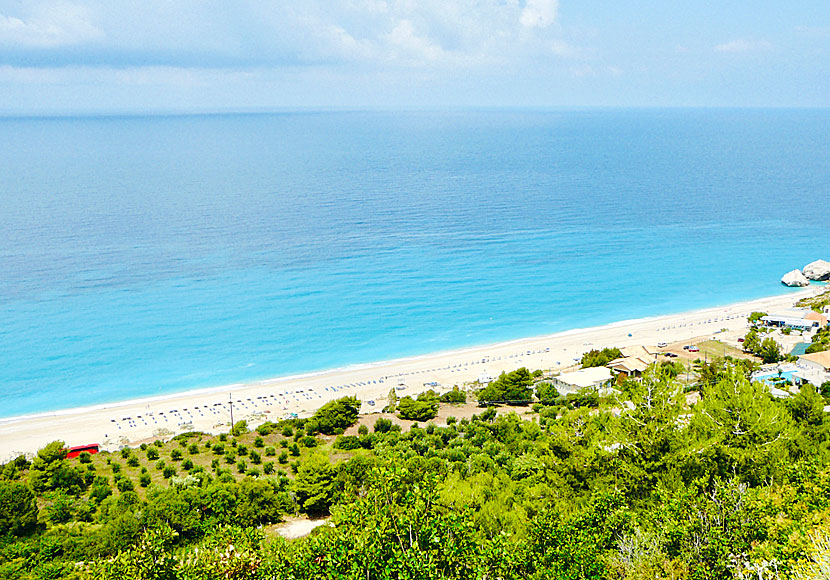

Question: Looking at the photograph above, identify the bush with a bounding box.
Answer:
[212,444,225,455]
[120,448,131,459]
[281,426,294,437]
[358,424,368,436]
[289,444,300,457]
[78,451,92,464]
[146,447,159,460]
[182,459,194,471]
[311,396,361,434]
[374,417,393,433]
[263,462,275,475]
[581,348,623,368]
[265,446,276,457]
[231,420,248,437]
[237,460,247,474]
[170,449,183,461]
[302,436,318,448]
[254,436,265,448]
[162,466,176,479]
[250,451,262,465]
[127,456,140,468]
[0,480,38,536]
[397,392,439,421]
[278,451,289,464]
[440,387,466,403]
[477,368,534,405]
[116,478,134,492]
[256,422,275,436]
[111,462,121,474]
[334,435,362,450]
[155,460,166,471]
[188,443,199,455]
[139,473,151,487]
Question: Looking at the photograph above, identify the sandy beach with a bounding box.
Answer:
[0,287,820,460]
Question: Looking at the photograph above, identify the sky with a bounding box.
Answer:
[0,1,828,114]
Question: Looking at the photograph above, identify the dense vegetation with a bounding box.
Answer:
[796,287,830,313]
[6,366,830,578]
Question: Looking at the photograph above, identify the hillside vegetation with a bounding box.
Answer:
[4,362,830,578]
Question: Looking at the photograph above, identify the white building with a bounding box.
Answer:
[550,366,614,393]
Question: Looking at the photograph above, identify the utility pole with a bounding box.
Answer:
[229,393,234,429]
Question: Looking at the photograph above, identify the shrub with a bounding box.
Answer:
[116,478,134,492]
[212,443,226,455]
[256,422,275,436]
[263,462,275,475]
[182,459,194,471]
[250,451,262,465]
[219,433,228,442]
[231,420,248,437]
[278,451,289,464]
[289,444,300,457]
[440,387,466,403]
[301,436,318,448]
[155,460,166,471]
[581,348,622,368]
[146,447,159,460]
[334,435,361,450]
[126,456,140,468]
[120,448,131,459]
[139,473,151,487]
[374,417,393,433]
[281,426,294,437]
[358,424,368,436]
[237,460,247,474]
[170,449,183,461]
[188,444,199,455]
[162,466,176,479]
[154,440,163,447]
[311,396,361,434]
[78,451,92,464]
[254,436,264,448]
[111,462,121,474]
[397,395,438,421]
[265,446,276,457]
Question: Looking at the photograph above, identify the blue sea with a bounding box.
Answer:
[1,109,829,418]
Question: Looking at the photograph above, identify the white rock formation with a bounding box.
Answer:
[781,269,810,287]
[803,259,830,281]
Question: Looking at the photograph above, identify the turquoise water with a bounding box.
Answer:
[1,109,829,418]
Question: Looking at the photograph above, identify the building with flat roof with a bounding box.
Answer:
[550,366,613,393]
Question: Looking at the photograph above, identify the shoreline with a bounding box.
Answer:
[0,286,820,460]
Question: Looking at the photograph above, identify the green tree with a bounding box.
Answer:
[691,367,794,483]
[311,396,361,434]
[397,392,439,421]
[292,454,336,515]
[759,337,783,364]
[477,368,534,405]
[0,480,38,535]
[28,440,67,492]
[581,347,623,368]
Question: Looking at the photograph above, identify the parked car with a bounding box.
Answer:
[688,346,700,353]
[657,342,668,348]
[737,337,745,343]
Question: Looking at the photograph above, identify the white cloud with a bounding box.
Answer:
[382,19,446,64]
[0,2,102,48]
[714,39,772,53]
[520,0,558,29]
